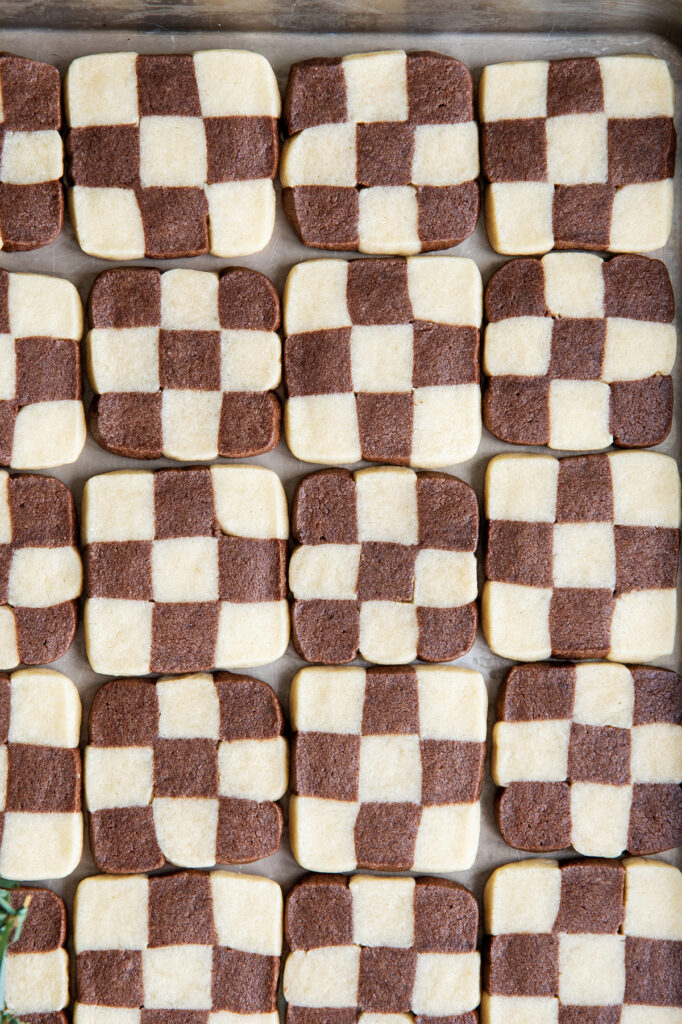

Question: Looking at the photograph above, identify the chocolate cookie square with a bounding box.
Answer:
[281,50,479,253]
[82,466,288,675]
[484,253,675,450]
[0,669,82,879]
[87,267,281,460]
[284,255,481,467]
[284,875,479,1023]
[65,51,280,258]
[0,271,85,468]
[290,665,486,872]
[5,885,69,1024]
[75,871,281,1020]
[291,466,478,664]
[483,452,680,662]
[494,662,682,856]
[86,671,286,872]
[480,55,676,253]
[483,858,682,1023]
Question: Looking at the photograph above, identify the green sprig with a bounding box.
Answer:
[0,878,30,1024]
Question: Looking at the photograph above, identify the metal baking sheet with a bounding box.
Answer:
[0,17,679,978]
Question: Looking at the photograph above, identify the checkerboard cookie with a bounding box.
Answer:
[290,665,486,872]
[0,271,85,469]
[86,671,287,872]
[0,473,81,669]
[480,55,676,254]
[484,253,676,450]
[291,466,478,664]
[284,874,481,1024]
[0,53,63,251]
[5,886,68,1024]
[493,662,682,857]
[74,871,282,1024]
[483,452,680,663]
[281,50,479,253]
[284,256,481,466]
[65,51,280,258]
[83,466,289,676]
[0,668,82,879]
[482,857,682,1024]
[87,267,281,461]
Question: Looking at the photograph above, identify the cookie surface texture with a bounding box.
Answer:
[281,50,479,253]
[0,53,64,251]
[284,256,482,466]
[87,267,281,460]
[66,51,280,258]
[289,664,486,871]
[0,668,82,878]
[74,870,282,1024]
[493,662,682,856]
[5,885,69,1024]
[482,452,680,662]
[86,671,287,871]
[290,466,478,664]
[483,253,676,449]
[482,857,682,1024]
[284,874,480,1024]
[480,55,676,253]
[82,465,289,675]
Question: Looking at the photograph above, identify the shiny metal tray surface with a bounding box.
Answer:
[0,7,679,965]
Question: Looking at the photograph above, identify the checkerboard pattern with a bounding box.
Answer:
[284,256,482,467]
[480,55,676,254]
[483,858,682,1024]
[0,53,63,251]
[74,871,282,1024]
[493,662,682,857]
[483,452,681,663]
[483,253,676,450]
[281,50,479,253]
[87,267,281,461]
[290,665,486,872]
[5,886,68,1024]
[0,669,82,880]
[284,875,481,1024]
[0,473,82,669]
[0,270,85,469]
[290,466,479,664]
[65,51,280,258]
[86,672,287,872]
[83,466,289,676]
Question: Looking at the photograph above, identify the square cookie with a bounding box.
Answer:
[0,271,85,469]
[281,50,479,253]
[480,55,676,253]
[483,857,682,1024]
[86,672,287,872]
[483,452,680,663]
[284,875,480,1024]
[5,885,69,1024]
[65,51,280,258]
[494,662,682,857]
[83,466,289,675]
[74,871,282,1024]
[0,473,82,669]
[284,256,482,466]
[0,53,64,251]
[290,467,478,664]
[484,253,676,450]
[0,669,82,879]
[87,267,281,461]
[289,665,486,872]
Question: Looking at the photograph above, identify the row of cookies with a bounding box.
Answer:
[0,247,676,469]
[0,49,675,257]
[7,860,682,1024]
